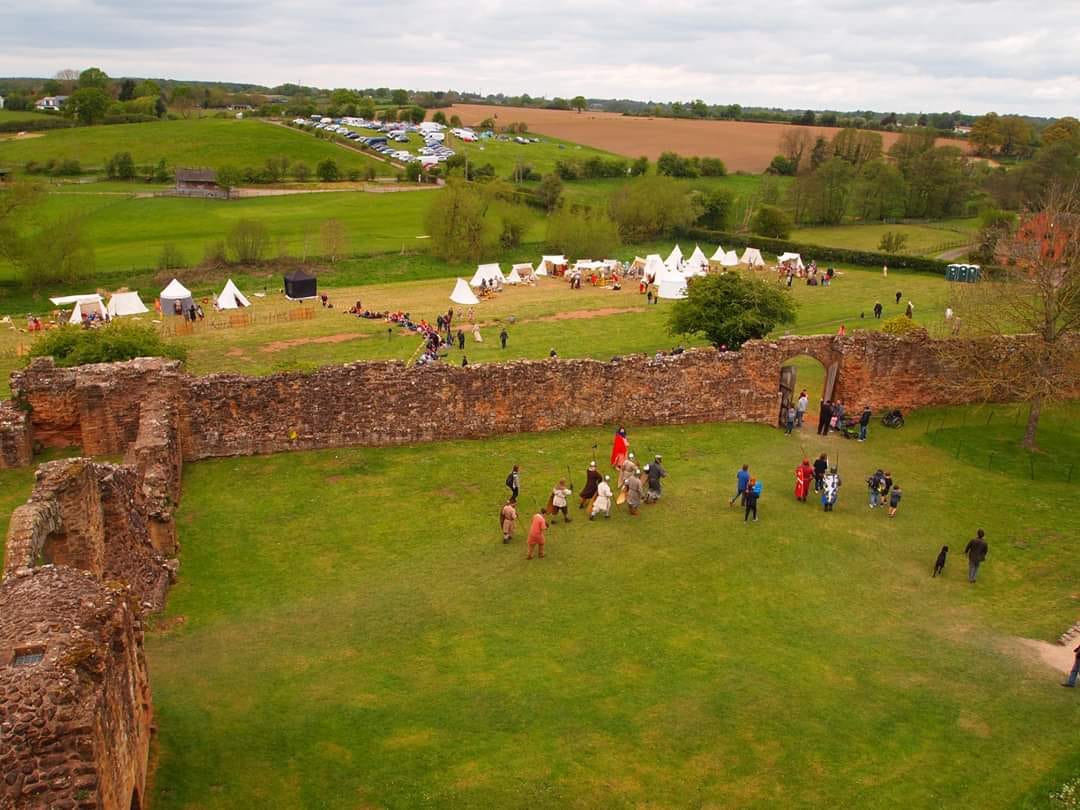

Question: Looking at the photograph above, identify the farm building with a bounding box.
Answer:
[175,168,229,199]
[34,95,68,111]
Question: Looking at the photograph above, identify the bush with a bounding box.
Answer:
[202,240,227,267]
[316,159,340,182]
[545,207,621,259]
[669,272,797,349]
[767,155,797,176]
[291,161,312,182]
[657,152,700,178]
[225,219,270,263]
[158,243,186,271]
[101,114,160,125]
[0,118,75,133]
[629,156,649,176]
[105,152,136,180]
[536,174,563,211]
[751,205,794,239]
[699,157,727,176]
[877,231,909,253]
[609,176,701,241]
[29,320,187,368]
[881,315,924,336]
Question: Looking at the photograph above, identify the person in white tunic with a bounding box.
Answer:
[590,476,614,520]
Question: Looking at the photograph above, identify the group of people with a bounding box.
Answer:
[499,428,669,558]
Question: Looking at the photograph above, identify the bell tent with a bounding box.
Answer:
[284,269,317,300]
[105,292,149,318]
[656,265,688,300]
[664,244,684,269]
[159,279,194,316]
[720,250,740,268]
[740,248,766,268]
[450,278,480,306]
[643,254,666,284]
[217,279,251,310]
[777,252,805,271]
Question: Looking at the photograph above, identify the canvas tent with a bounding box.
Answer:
[511,262,534,282]
[284,269,317,300]
[537,255,566,276]
[470,263,505,287]
[643,254,666,284]
[656,265,688,300]
[709,245,726,262]
[664,244,684,269]
[106,292,148,318]
[217,279,251,310]
[720,250,740,268]
[159,279,194,316]
[505,267,523,285]
[50,293,107,323]
[740,248,766,268]
[777,252,804,271]
[450,278,479,305]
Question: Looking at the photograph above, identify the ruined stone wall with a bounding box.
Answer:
[0,403,32,468]
[0,567,151,810]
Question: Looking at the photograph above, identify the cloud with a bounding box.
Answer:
[1,0,1077,116]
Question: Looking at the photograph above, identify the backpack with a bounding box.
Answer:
[505,472,515,488]
[752,481,763,497]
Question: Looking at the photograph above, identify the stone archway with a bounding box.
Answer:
[777,354,837,427]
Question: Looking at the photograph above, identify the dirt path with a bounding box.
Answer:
[1011,637,1076,675]
[936,246,972,262]
[260,333,369,353]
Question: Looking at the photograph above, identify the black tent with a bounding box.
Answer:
[284,269,317,300]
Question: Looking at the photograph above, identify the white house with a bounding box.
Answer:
[35,96,68,111]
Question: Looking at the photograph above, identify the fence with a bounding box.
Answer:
[158,306,314,337]
[921,404,1078,484]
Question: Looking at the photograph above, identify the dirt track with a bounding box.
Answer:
[437,104,965,173]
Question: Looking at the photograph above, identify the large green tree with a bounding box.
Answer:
[668,272,797,349]
[608,176,700,241]
[77,67,110,90]
[65,87,110,124]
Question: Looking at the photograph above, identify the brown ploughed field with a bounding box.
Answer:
[438,104,966,173]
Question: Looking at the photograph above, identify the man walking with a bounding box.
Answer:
[795,390,808,427]
[895,290,902,305]
[457,328,465,350]
[590,475,613,520]
[619,452,640,489]
[858,405,872,441]
[624,473,643,516]
[645,454,667,502]
[818,399,833,436]
[499,328,508,349]
[964,529,989,583]
[822,467,841,512]
[550,479,573,523]
[526,511,548,559]
[500,499,517,544]
[579,461,602,509]
[813,453,828,493]
[729,464,750,506]
[873,301,883,319]
[505,464,520,501]
[1063,642,1080,688]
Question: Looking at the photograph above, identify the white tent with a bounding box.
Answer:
[217,278,251,310]
[450,278,480,305]
[685,245,709,276]
[656,265,688,300]
[720,250,740,268]
[160,278,194,316]
[643,254,666,283]
[777,252,805,271]
[470,263,505,287]
[50,293,103,308]
[505,267,523,285]
[536,255,566,276]
[106,291,148,318]
[740,248,766,268]
[709,245,726,262]
[49,294,105,324]
[664,244,684,269]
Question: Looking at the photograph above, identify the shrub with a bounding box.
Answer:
[29,320,187,368]
[105,152,136,181]
[877,231,909,253]
[629,156,649,176]
[767,155,797,176]
[0,118,75,133]
[536,174,563,211]
[881,315,924,336]
[291,162,312,182]
[545,207,621,259]
[202,240,227,267]
[609,176,701,241]
[699,157,727,176]
[53,160,82,177]
[669,272,797,349]
[225,219,270,263]
[752,204,794,239]
[347,169,362,182]
[316,159,340,182]
[158,243,186,271]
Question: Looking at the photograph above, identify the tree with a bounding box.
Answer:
[940,185,1080,449]
[536,173,563,211]
[545,207,621,259]
[1041,117,1080,152]
[968,112,1003,156]
[105,152,136,180]
[320,218,347,262]
[432,111,447,125]
[158,243,186,271]
[831,128,883,167]
[170,85,198,118]
[809,137,830,171]
[391,89,409,106]
[571,95,587,113]
[118,79,137,101]
[77,67,110,90]
[690,99,708,118]
[779,127,814,174]
[20,214,96,287]
[0,181,46,272]
[225,219,270,264]
[877,231,909,253]
[425,180,490,262]
[668,272,797,349]
[291,161,311,182]
[316,159,340,182]
[852,160,907,221]
[449,115,462,127]
[696,187,735,230]
[998,115,1036,159]
[65,88,110,125]
[629,156,649,176]
[752,204,793,238]
[608,176,701,241]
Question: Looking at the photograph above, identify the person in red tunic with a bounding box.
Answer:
[526,512,548,559]
[795,458,814,502]
[610,427,629,468]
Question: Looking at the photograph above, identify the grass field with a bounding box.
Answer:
[0,117,392,177]
[792,219,979,258]
[144,410,1080,808]
[0,108,54,123]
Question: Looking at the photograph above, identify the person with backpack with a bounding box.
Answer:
[505,465,520,501]
[743,477,761,522]
[867,469,883,508]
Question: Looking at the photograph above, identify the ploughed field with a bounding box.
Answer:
[144,416,1080,808]
[437,105,969,173]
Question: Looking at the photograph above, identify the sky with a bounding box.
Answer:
[2,0,1078,117]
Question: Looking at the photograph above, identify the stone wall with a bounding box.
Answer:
[0,567,151,810]
[0,403,32,468]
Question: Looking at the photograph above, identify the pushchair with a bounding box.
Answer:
[839,416,861,440]
[881,409,905,429]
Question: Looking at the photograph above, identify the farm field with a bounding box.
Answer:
[145,415,1080,808]
[792,219,979,258]
[0,261,952,395]
[0,108,54,123]
[436,104,970,173]
[0,117,392,177]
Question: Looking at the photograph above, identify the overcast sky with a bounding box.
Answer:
[2,0,1078,117]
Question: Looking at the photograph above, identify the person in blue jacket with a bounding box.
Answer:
[729,464,750,506]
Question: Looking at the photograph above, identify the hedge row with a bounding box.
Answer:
[0,118,75,133]
[102,114,161,125]
[679,227,952,275]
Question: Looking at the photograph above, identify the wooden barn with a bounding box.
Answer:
[175,168,228,199]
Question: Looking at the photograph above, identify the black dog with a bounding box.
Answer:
[932,546,949,577]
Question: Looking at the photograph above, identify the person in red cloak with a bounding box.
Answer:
[526,511,548,560]
[610,427,629,468]
[795,458,814,502]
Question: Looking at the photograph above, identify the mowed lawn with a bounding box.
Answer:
[0,117,391,177]
[146,415,1080,808]
[792,219,980,258]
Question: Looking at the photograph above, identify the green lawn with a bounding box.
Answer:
[145,412,1080,808]
[0,109,55,122]
[792,219,979,258]
[0,117,391,177]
